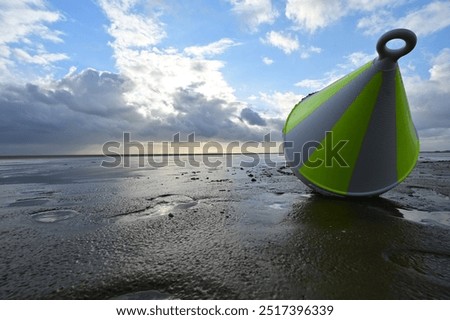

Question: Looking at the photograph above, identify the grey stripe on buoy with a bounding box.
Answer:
[347,67,398,194]
[284,64,378,173]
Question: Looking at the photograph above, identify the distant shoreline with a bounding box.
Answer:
[0,153,287,160]
[3,150,450,159]
[1,151,449,160]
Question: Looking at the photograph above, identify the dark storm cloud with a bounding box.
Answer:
[0,69,144,154]
[240,107,267,126]
[170,86,260,139]
[0,68,270,155]
[56,69,138,118]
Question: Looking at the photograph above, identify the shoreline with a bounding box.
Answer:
[1,151,449,160]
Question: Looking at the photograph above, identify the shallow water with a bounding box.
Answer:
[0,155,449,299]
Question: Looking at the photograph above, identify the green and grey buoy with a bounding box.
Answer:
[283,29,419,197]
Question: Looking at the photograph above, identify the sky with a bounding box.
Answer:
[0,0,449,155]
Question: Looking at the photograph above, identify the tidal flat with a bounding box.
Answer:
[0,154,449,299]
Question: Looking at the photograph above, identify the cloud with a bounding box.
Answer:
[167,86,263,139]
[299,45,322,59]
[0,69,140,154]
[0,68,270,155]
[96,0,278,145]
[184,38,240,58]
[0,0,63,44]
[258,91,304,118]
[13,48,69,65]
[55,68,138,119]
[295,78,335,91]
[338,51,377,69]
[98,1,238,119]
[0,0,66,80]
[261,31,321,58]
[285,0,402,33]
[262,57,274,65]
[398,1,450,36]
[417,128,450,151]
[429,48,450,88]
[240,107,267,126]
[286,0,345,33]
[295,50,375,91]
[241,91,303,139]
[261,31,299,54]
[346,0,399,11]
[358,1,450,36]
[356,10,394,36]
[285,0,450,37]
[228,0,279,32]
[114,48,239,118]
[0,44,12,74]
[404,48,450,148]
[294,71,345,92]
[0,1,277,155]
[98,0,166,49]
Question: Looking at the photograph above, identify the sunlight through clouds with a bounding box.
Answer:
[0,0,449,154]
[258,91,304,118]
[98,0,240,119]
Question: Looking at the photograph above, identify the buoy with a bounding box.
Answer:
[283,29,419,197]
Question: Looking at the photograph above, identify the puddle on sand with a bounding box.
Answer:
[30,209,80,223]
[238,192,304,226]
[9,197,50,207]
[399,209,450,228]
[7,190,56,207]
[268,203,287,210]
[116,194,197,221]
[111,289,172,300]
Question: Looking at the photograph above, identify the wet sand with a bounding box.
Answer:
[0,154,449,299]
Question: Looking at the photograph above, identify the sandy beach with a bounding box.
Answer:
[0,153,449,299]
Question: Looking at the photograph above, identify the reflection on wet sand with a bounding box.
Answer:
[0,156,449,299]
[280,195,450,299]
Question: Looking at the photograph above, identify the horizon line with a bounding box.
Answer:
[0,152,285,159]
[0,150,449,160]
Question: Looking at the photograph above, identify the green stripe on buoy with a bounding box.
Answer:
[299,72,383,195]
[395,68,420,182]
[283,61,373,135]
